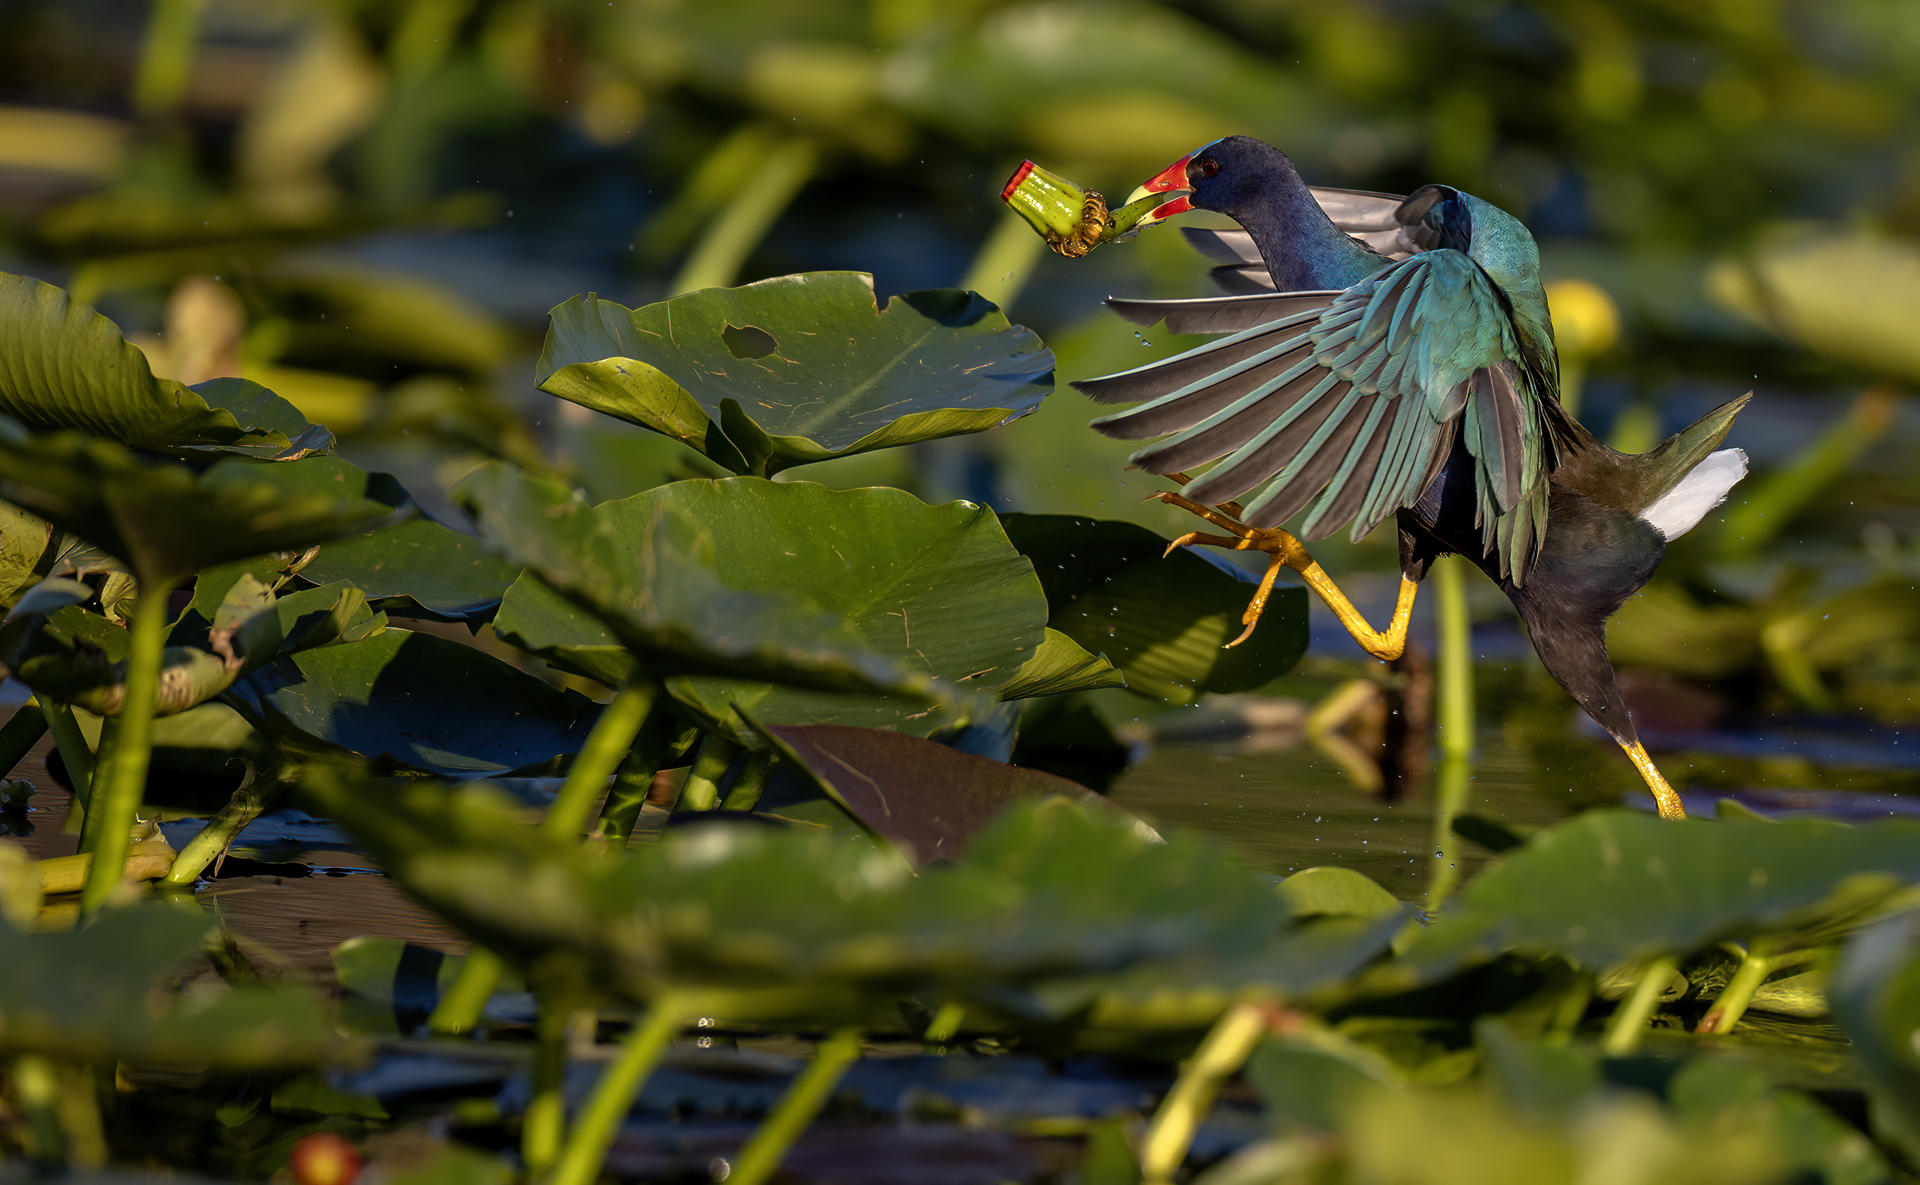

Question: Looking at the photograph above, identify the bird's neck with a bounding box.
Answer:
[1237,185,1387,291]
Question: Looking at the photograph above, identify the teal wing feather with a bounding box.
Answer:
[1075,249,1556,582]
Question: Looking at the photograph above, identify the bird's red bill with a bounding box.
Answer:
[1134,152,1196,196]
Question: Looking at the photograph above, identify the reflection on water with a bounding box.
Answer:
[1106,727,1586,902]
[6,710,464,971]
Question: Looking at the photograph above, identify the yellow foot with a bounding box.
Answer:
[1148,482,1416,660]
[1621,739,1687,820]
[1150,488,1309,646]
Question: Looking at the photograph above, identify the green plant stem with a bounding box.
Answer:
[13,1054,65,1172]
[163,763,297,886]
[543,680,657,839]
[922,1001,965,1046]
[80,581,175,917]
[1424,750,1472,913]
[1698,940,1776,1035]
[675,732,738,814]
[1140,1001,1272,1185]
[669,136,818,295]
[75,716,118,850]
[1717,384,1898,562]
[725,1026,863,1185]
[432,682,660,1035]
[523,999,573,1178]
[1601,954,1678,1056]
[428,946,506,1037]
[133,0,206,118]
[1432,555,1473,760]
[719,751,774,812]
[42,701,94,822]
[0,699,47,778]
[547,994,689,1185]
[961,214,1048,312]
[54,1064,105,1168]
[638,123,779,264]
[594,712,684,844]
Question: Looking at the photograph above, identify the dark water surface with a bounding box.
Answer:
[6,705,465,970]
[1106,731,1573,900]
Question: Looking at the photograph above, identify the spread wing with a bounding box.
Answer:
[1072,250,1554,581]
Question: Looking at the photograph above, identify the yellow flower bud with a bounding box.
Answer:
[1547,277,1621,361]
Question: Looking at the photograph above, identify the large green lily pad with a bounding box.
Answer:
[0,272,323,455]
[536,273,1053,476]
[458,464,936,704]
[0,426,404,586]
[1000,513,1308,702]
[1399,811,1920,979]
[228,628,601,775]
[637,480,1076,740]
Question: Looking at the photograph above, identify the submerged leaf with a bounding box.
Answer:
[751,721,1139,866]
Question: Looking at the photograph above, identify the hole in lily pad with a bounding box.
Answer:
[721,323,778,359]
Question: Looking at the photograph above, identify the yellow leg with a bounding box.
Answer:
[1153,487,1417,659]
[1620,739,1686,820]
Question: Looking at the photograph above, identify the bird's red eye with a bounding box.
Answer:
[1193,158,1220,178]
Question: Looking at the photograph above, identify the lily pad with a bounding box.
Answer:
[0,500,56,611]
[303,517,521,619]
[228,628,601,776]
[1000,513,1308,702]
[1831,915,1920,1158]
[0,426,404,586]
[1399,811,1920,980]
[536,273,1053,476]
[0,272,320,455]
[642,480,1054,739]
[0,904,338,1066]
[10,577,385,718]
[457,463,935,703]
[751,721,1138,866]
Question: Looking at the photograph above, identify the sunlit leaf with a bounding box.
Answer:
[304,517,520,620]
[537,273,1052,476]
[306,772,1351,1027]
[0,271,318,454]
